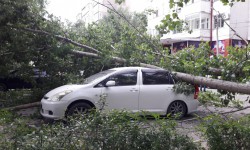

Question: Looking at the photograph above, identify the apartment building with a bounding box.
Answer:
[160,0,249,56]
[76,0,249,56]
[76,0,119,24]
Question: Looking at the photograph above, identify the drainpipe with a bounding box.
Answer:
[216,17,219,56]
[210,0,213,49]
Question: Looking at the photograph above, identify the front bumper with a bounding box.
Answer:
[40,98,69,119]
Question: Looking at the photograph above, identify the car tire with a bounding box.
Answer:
[167,101,187,119]
[67,102,92,118]
[0,83,7,91]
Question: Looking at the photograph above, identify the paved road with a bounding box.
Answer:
[177,91,250,149]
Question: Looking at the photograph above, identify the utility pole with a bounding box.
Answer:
[210,0,213,49]
[214,15,219,56]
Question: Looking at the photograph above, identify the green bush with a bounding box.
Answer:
[200,115,250,150]
[0,110,36,149]
[0,110,200,150]
[0,88,45,107]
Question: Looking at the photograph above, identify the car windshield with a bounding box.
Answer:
[83,70,115,84]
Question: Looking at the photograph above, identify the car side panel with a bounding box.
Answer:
[63,87,103,109]
[139,84,175,115]
[101,85,139,111]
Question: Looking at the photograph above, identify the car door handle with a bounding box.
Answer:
[102,94,108,97]
[130,89,138,92]
[96,94,108,97]
[166,88,172,91]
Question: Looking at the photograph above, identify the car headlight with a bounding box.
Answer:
[48,90,73,101]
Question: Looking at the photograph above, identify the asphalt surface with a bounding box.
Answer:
[177,91,250,149]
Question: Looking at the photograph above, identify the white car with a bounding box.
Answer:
[41,67,199,119]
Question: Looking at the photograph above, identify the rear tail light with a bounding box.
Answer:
[194,84,199,99]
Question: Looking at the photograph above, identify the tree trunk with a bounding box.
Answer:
[20,28,101,54]
[72,50,250,94]
[6,102,41,111]
[173,72,250,95]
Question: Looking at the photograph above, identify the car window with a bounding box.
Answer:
[142,70,173,85]
[106,71,138,86]
[33,69,47,77]
[83,70,115,84]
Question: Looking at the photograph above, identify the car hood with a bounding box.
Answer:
[45,84,87,97]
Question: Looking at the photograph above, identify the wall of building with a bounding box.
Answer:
[162,0,211,42]
[146,0,170,36]
[229,1,249,40]
[248,1,250,40]
[77,0,249,55]
[77,0,118,24]
[181,0,210,16]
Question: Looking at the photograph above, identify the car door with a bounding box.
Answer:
[139,69,175,114]
[100,70,139,112]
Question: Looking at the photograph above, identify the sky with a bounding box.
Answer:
[45,0,150,23]
[46,0,89,22]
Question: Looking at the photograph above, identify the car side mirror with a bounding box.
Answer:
[106,80,116,87]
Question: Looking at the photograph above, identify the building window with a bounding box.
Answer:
[148,9,159,19]
[214,15,224,28]
[173,25,182,34]
[201,18,209,29]
[187,18,200,30]
[195,19,200,29]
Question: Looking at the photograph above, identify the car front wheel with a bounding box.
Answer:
[67,102,92,118]
[167,101,187,119]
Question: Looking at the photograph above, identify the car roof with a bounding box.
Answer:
[109,66,166,72]
[109,67,150,71]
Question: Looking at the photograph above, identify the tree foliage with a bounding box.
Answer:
[0,0,105,90]
[1,0,62,83]
[71,8,164,67]
[0,0,165,93]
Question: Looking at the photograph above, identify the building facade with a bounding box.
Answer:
[76,0,249,56]
[160,0,249,56]
[76,0,119,24]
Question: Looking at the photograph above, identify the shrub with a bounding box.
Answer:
[0,88,45,108]
[200,115,250,150]
[0,110,36,149]
[0,110,200,150]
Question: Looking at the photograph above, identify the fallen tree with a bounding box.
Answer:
[5,101,41,111]
[3,31,250,111]
[71,48,250,95]
[173,72,250,94]
[3,0,250,114]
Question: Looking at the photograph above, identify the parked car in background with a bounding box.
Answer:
[0,69,47,91]
[41,67,199,119]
